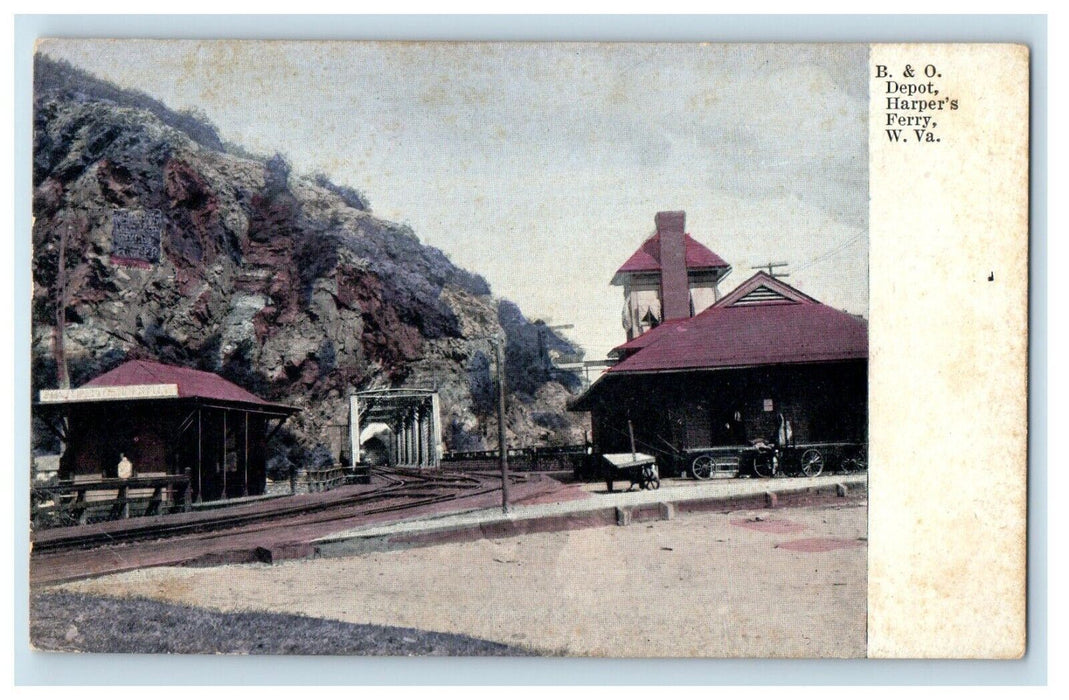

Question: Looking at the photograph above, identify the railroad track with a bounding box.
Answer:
[31,467,528,555]
[30,467,554,585]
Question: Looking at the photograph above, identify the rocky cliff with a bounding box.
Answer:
[31,56,588,465]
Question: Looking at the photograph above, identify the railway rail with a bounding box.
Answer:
[31,467,527,556]
[31,466,562,586]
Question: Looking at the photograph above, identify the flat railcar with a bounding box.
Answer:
[683,440,867,480]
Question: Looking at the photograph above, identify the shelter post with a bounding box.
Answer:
[196,407,202,503]
[243,412,249,497]
[222,410,227,499]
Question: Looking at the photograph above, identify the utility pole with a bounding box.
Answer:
[54,223,71,389]
[751,261,790,278]
[493,335,510,514]
[535,321,574,368]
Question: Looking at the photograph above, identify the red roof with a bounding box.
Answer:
[606,273,867,374]
[613,232,729,281]
[83,360,285,407]
[610,318,685,357]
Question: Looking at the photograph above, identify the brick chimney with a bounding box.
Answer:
[656,210,690,321]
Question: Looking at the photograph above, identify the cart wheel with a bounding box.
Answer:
[649,476,661,490]
[842,456,867,473]
[753,452,774,478]
[801,449,824,477]
[691,455,714,480]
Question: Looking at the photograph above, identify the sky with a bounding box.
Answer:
[39,40,869,361]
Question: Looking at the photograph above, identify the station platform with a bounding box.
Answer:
[313,473,868,558]
[31,470,866,585]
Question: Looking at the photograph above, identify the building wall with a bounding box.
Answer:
[60,402,179,479]
[687,269,724,315]
[622,272,724,340]
[622,276,662,340]
[587,360,867,472]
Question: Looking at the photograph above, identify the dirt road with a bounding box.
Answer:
[51,500,867,657]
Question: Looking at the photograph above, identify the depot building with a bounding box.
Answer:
[569,211,868,475]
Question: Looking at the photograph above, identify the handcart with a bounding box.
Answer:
[602,452,660,492]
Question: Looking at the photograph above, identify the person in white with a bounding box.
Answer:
[116,453,133,479]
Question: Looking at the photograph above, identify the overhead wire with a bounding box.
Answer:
[792,231,866,274]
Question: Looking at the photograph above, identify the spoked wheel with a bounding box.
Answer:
[691,455,715,480]
[639,465,661,490]
[800,448,825,477]
[841,455,867,473]
[752,451,774,478]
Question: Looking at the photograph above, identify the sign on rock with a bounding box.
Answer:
[111,209,163,266]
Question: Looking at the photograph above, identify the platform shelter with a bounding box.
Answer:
[37,360,298,502]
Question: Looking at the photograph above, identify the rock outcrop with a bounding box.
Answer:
[31,56,588,464]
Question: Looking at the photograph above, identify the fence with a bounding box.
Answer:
[442,444,589,472]
[302,465,349,493]
[31,474,191,528]
[301,463,371,493]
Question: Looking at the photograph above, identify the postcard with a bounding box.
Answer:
[25,39,1028,659]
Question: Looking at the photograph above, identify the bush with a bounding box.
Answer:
[34,55,224,151]
[313,173,370,211]
[266,454,294,482]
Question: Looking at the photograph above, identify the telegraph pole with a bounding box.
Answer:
[751,261,790,278]
[534,321,575,368]
[493,335,510,514]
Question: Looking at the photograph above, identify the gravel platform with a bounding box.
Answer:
[52,501,867,657]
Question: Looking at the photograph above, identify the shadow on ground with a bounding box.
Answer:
[31,591,538,656]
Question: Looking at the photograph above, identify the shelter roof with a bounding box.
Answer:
[609,319,685,358]
[39,360,296,413]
